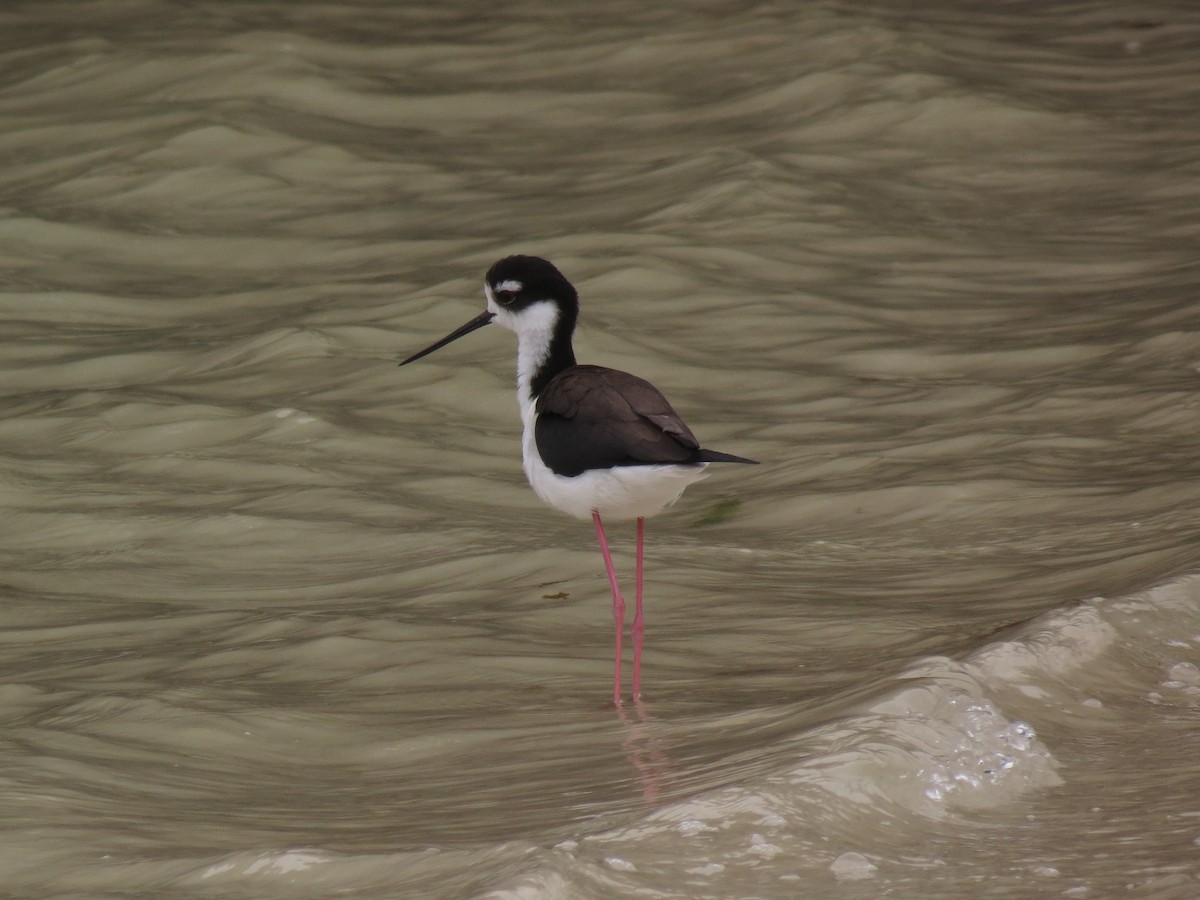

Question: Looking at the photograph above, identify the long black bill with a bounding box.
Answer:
[399,310,495,366]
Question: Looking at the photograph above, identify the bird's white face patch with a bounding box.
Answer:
[493,297,559,344]
[485,282,559,337]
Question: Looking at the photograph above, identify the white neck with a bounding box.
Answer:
[515,330,552,423]
[485,291,561,425]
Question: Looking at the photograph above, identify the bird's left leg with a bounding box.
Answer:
[592,510,625,705]
[631,516,645,701]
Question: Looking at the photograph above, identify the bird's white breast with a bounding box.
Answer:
[519,408,708,521]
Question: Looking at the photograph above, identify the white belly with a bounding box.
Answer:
[521,414,709,521]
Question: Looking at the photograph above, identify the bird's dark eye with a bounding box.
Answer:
[490,278,524,307]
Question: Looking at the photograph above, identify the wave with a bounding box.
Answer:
[475,574,1200,897]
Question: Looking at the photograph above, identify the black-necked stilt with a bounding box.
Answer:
[401,255,756,704]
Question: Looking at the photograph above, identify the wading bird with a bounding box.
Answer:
[401,256,756,703]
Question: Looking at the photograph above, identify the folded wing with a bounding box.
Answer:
[534,365,704,476]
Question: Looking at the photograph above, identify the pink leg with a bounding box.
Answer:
[632,517,645,701]
[593,510,624,705]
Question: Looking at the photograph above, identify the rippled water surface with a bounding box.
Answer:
[3,2,1200,897]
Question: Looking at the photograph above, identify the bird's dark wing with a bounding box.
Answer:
[534,365,703,476]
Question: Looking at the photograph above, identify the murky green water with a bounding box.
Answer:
[2,2,1199,897]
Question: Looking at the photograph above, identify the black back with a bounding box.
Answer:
[535,365,756,476]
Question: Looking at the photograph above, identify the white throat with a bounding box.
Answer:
[485,287,561,423]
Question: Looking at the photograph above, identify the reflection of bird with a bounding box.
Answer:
[402,256,757,704]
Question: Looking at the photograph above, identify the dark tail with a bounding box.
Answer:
[697,449,759,465]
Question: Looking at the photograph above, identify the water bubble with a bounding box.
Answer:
[678,819,715,837]
[953,771,981,788]
[979,751,1015,780]
[748,834,781,859]
[758,812,787,829]
[1001,721,1034,752]
[831,851,877,880]
[1164,662,1200,685]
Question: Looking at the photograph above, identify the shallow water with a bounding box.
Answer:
[2,1,1200,897]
